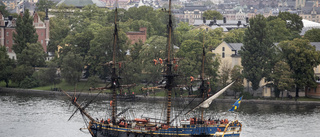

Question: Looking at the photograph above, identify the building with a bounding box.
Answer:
[0,11,50,60]
[214,41,320,98]
[173,5,209,25]
[299,1,320,23]
[300,19,320,35]
[193,18,248,32]
[126,27,147,45]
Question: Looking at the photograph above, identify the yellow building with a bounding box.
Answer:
[212,41,273,97]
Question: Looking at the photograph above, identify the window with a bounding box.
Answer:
[222,47,225,51]
[41,40,43,44]
[6,32,8,36]
[41,32,43,36]
[222,52,225,58]
[6,40,9,44]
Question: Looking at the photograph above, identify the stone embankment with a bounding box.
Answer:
[1,87,320,105]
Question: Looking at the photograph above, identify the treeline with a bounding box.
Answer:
[1,4,320,98]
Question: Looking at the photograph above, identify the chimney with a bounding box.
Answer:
[223,17,226,23]
[209,21,214,26]
[246,17,249,23]
[203,17,206,24]
[45,8,49,20]
[237,21,241,27]
[213,17,216,24]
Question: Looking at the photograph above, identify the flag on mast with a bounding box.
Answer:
[229,96,242,111]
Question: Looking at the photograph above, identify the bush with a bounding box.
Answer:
[20,76,39,88]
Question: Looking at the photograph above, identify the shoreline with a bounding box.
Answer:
[1,87,320,105]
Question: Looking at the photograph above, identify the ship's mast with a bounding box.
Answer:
[165,0,174,125]
[200,30,206,120]
[111,7,119,125]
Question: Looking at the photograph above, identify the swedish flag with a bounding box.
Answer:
[229,96,242,111]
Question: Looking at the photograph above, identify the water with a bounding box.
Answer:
[1,91,320,137]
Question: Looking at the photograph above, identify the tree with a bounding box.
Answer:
[17,43,46,67]
[279,38,320,98]
[266,18,290,42]
[0,46,14,87]
[278,12,303,33]
[240,15,275,90]
[223,28,245,43]
[278,12,303,40]
[203,10,223,20]
[304,28,320,42]
[139,35,167,86]
[176,38,219,89]
[33,61,60,86]
[11,65,34,87]
[219,61,232,87]
[270,61,294,98]
[231,65,244,98]
[48,17,70,52]
[13,9,38,55]
[85,26,128,80]
[122,41,144,84]
[36,0,56,12]
[61,51,84,86]
[0,5,10,17]
[174,22,194,47]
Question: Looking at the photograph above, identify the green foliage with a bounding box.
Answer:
[11,65,34,87]
[36,0,56,12]
[85,26,128,79]
[270,61,294,97]
[20,76,39,88]
[61,51,84,86]
[277,12,303,40]
[139,36,167,85]
[223,28,245,43]
[176,38,219,89]
[37,11,46,21]
[231,65,244,97]
[87,76,101,88]
[174,22,194,47]
[240,14,275,90]
[13,9,38,55]
[278,12,303,33]
[0,5,9,17]
[33,61,60,86]
[0,46,14,87]
[240,92,253,99]
[266,18,290,42]
[17,43,46,67]
[279,38,320,97]
[304,28,320,42]
[203,10,223,20]
[125,6,168,36]
[48,17,70,52]
[122,42,144,84]
[219,61,232,87]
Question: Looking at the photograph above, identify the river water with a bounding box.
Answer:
[1,91,320,137]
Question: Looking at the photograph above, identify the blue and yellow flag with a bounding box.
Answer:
[229,96,242,111]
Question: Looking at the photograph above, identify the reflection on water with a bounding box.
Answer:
[1,91,320,137]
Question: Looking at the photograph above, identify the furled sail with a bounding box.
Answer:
[185,81,235,115]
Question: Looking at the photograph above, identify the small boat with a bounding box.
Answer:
[62,0,242,136]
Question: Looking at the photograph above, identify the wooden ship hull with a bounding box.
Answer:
[88,120,241,137]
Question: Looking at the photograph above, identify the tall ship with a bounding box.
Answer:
[62,0,242,136]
